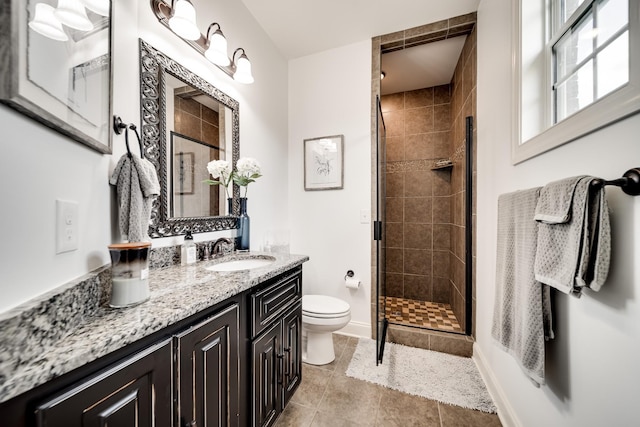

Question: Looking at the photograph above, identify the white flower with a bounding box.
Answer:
[236,157,261,178]
[206,160,232,180]
[233,157,262,197]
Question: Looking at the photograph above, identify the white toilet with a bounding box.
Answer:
[302,294,351,365]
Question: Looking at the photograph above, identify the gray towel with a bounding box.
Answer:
[492,188,553,387]
[110,155,160,242]
[534,176,610,295]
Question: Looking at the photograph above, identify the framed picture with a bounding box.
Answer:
[173,151,195,195]
[0,0,113,154]
[304,135,344,191]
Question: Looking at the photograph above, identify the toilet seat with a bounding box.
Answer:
[302,295,350,318]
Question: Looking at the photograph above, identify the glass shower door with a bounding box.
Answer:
[375,95,388,364]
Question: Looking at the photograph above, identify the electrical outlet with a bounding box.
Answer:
[56,200,78,253]
[360,209,371,224]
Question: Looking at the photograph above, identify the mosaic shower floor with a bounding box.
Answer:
[383,296,462,332]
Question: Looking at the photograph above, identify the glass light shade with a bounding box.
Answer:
[205,31,230,66]
[54,0,94,31]
[29,3,68,41]
[81,0,110,17]
[233,53,254,84]
[169,0,200,41]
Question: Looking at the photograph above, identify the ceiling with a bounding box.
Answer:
[239,1,479,94]
[239,0,480,60]
[380,36,467,95]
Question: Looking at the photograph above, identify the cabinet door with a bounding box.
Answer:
[252,321,281,427]
[35,339,172,427]
[176,304,240,427]
[281,302,302,407]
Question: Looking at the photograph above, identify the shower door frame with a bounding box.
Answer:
[374,95,388,364]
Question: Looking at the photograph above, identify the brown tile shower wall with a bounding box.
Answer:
[174,93,221,213]
[381,86,453,305]
[449,27,477,331]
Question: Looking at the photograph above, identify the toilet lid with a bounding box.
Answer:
[302,294,350,316]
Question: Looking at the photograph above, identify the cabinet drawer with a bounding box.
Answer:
[251,269,301,338]
[35,339,172,427]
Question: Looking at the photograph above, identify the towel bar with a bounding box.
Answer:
[590,167,640,196]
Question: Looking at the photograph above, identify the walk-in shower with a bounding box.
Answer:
[373,14,477,360]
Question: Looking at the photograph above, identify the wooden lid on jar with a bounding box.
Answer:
[108,242,152,250]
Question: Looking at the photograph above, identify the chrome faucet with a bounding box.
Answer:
[211,237,233,257]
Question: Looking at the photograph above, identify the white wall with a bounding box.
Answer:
[288,40,373,335]
[0,0,289,313]
[475,1,640,426]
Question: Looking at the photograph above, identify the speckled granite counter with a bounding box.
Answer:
[0,252,308,404]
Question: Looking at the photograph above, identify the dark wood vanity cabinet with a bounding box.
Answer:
[250,269,302,427]
[35,339,173,427]
[175,303,240,427]
[0,266,304,427]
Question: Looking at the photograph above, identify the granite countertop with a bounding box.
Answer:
[0,252,308,404]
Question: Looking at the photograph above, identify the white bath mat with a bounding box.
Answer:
[345,338,497,413]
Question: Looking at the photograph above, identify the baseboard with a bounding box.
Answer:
[337,320,371,338]
[473,343,521,427]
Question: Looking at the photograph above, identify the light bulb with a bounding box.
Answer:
[205,29,230,66]
[54,0,94,31]
[233,52,254,84]
[29,3,68,41]
[168,0,200,41]
[81,0,110,17]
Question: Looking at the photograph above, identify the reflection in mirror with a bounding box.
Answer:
[171,132,223,217]
[139,39,239,237]
[166,73,231,219]
[28,0,110,136]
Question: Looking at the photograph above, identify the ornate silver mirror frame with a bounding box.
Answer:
[139,39,240,237]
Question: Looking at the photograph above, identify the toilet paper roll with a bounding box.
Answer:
[345,277,361,289]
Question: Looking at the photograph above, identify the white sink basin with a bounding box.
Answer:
[205,257,275,272]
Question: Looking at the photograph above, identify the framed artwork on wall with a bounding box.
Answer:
[304,134,344,191]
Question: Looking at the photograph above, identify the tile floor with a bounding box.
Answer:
[383,296,462,332]
[275,334,502,427]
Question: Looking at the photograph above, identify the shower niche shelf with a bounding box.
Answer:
[431,159,453,170]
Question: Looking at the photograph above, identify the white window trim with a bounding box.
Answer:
[512,0,640,164]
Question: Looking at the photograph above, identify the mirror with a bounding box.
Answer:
[0,0,113,153]
[139,39,240,237]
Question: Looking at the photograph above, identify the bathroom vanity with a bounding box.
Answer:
[0,252,307,427]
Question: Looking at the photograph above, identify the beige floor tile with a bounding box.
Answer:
[311,410,369,426]
[274,402,316,427]
[375,388,441,426]
[316,374,383,425]
[439,403,502,427]
[290,364,331,409]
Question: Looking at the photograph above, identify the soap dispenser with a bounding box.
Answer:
[181,230,196,266]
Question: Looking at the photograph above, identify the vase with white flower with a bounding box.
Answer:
[205,157,261,251]
[233,158,262,251]
[205,159,234,214]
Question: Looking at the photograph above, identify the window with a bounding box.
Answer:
[512,0,640,164]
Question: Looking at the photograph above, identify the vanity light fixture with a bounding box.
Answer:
[381,71,386,80]
[81,0,110,17]
[29,3,69,41]
[168,0,200,41]
[150,0,255,84]
[204,23,230,66]
[232,48,254,84]
[54,0,94,31]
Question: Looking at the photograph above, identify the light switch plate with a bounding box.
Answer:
[56,200,78,253]
[360,209,371,224]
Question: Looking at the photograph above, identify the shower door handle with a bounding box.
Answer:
[373,221,382,240]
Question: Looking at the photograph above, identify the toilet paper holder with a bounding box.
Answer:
[344,270,354,280]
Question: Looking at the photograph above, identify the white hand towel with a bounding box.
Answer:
[492,188,553,387]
